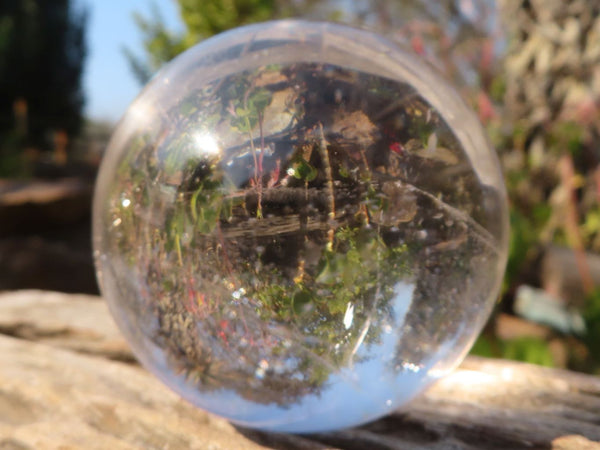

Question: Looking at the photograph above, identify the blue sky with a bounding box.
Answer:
[81,0,183,123]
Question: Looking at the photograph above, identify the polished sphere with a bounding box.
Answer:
[93,20,508,433]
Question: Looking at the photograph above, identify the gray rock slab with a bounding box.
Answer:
[0,334,276,450]
[0,290,132,362]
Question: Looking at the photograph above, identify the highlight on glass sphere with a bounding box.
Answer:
[93,20,509,433]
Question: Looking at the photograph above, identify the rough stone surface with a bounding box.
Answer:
[0,290,599,449]
[0,335,273,450]
[0,290,132,362]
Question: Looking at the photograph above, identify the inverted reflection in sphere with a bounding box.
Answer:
[93,20,509,433]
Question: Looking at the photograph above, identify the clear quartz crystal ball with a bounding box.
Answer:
[93,20,508,433]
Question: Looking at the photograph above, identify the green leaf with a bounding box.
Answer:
[292,160,317,181]
[316,257,337,285]
[190,186,203,223]
[583,208,600,237]
[502,337,555,367]
[249,88,272,112]
[469,335,496,358]
[292,290,312,314]
[235,107,249,117]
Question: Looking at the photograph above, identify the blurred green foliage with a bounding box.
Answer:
[126,0,497,87]
[471,335,555,368]
[125,0,278,84]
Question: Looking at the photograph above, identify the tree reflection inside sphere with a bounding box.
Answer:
[93,20,509,433]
